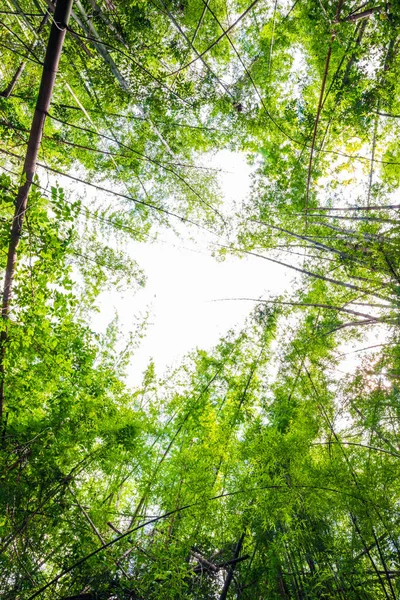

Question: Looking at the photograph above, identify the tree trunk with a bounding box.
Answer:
[1,63,27,99]
[0,7,51,98]
[73,0,129,90]
[7,0,40,38]
[0,0,73,420]
[344,6,388,22]
[230,245,390,301]
[219,534,245,600]
[86,0,126,46]
[305,0,345,218]
[253,219,382,273]
[341,19,368,88]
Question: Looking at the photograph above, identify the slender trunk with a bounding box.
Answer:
[344,6,388,22]
[225,245,392,301]
[277,566,290,599]
[372,528,397,600]
[0,8,51,98]
[353,533,388,562]
[68,486,105,544]
[251,298,380,321]
[321,21,362,111]
[252,219,381,273]
[317,21,367,152]
[313,441,400,458]
[192,550,219,573]
[308,213,399,225]
[376,111,400,119]
[305,0,345,218]
[311,220,384,242]
[43,0,93,56]
[342,19,368,88]
[7,0,39,38]
[171,0,209,89]
[0,0,73,421]
[68,1,179,160]
[350,515,391,600]
[1,63,26,99]
[306,44,333,217]
[86,0,126,46]
[158,0,232,97]
[309,204,400,211]
[284,541,302,599]
[73,0,129,90]
[127,367,223,528]
[219,534,245,600]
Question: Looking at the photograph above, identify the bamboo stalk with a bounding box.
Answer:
[0,0,73,421]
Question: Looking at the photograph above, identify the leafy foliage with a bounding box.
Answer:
[1,0,400,598]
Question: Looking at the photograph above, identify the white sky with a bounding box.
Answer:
[86,147,390,391]
[90,151,291,386]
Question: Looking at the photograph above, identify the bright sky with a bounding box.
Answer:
[87,148,389,391]
[90,151,291,386]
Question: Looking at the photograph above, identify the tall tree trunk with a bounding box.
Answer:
[0,0,73,421]
[305,0,345,219]
[7,0,40,38]
[86,0,126,46]
[219,534,245,600]
[0,62,27,99]
[344,6,389,22]
[229,245,390,301]
[0,7,51,98]
[341,19,368,88]
[252,219,382,274]
[72,0,129,90]
[68,0,180,159]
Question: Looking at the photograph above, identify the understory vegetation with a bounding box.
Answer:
[1,0,400,597]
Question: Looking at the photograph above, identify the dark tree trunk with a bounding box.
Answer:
[344,6,388,22]
[0,6,52,98]
[0,0,73,420]
[219,534,245,600]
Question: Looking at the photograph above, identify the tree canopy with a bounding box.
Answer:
[1,0,400,598]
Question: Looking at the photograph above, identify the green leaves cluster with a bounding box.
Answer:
[1,0,400,598]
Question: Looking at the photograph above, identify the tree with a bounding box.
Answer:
[1,0,400,598]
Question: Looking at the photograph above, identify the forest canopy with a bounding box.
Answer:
[1,0,400,598]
